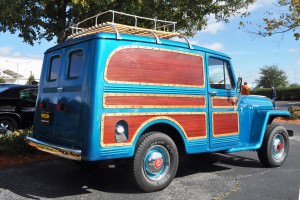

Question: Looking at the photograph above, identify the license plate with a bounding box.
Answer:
[41,112,51,124]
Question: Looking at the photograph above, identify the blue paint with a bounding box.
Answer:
[31,31,291,161]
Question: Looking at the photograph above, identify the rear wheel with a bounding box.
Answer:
[128,132,179,192]
[0,117,18,135]
[257,124,289,167]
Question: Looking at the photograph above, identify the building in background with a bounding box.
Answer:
[0,69,23,83]
[0,58,42,85]
[0,67,41,84]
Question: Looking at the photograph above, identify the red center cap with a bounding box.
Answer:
[154,158,163,169]
[277,143,283,151]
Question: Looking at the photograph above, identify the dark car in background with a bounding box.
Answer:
[0,84,38,134]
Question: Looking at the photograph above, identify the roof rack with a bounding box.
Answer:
[67,10,193,49]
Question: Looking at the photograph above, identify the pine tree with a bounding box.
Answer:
[26,72,35,85]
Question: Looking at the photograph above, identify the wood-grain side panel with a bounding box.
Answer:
[212,112,239,137]
[102,115,151,145]
[105,47,204,87]
[212,97,237,108]
[101,113,207,147]
[173,114,206,138]
[104,94,206,108]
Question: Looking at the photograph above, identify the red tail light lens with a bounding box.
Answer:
[39,102,44,109]
[56,103,61,111]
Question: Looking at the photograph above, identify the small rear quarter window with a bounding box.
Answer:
[49,56,61,81]
[68,50,83,79]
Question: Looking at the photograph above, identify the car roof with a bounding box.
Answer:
[0,84,38,89]
[46,32,231,59]
[0,84,38,99]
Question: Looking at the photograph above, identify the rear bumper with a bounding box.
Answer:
[26,136,82,161]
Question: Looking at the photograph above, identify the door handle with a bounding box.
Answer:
[57,87,63,92]
[209,92,217,96]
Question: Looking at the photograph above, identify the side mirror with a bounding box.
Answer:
[237,77,242,93]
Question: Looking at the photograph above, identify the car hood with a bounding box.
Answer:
[239,95,273,110]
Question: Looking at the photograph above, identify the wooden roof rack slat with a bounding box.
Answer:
[67,10,193,49]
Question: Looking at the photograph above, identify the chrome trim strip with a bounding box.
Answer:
[26,136,82,161]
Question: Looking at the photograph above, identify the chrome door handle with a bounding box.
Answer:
[209,92,217,96]
[57,87,63,92]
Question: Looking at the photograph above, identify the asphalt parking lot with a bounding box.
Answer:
[0,122,299,200]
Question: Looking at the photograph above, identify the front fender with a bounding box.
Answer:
[227,110,290,153]
[250,110,290,146]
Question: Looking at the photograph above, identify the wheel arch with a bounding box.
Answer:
[132,117,187,154]
[0,112,21,127]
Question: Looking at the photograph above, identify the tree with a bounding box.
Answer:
[0,77,5,83]
[255,65,288,88]
[0,0,255,45]
[26,72,35,85]
[243,0,300,40]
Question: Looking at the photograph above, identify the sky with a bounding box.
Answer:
[0,0,299,87]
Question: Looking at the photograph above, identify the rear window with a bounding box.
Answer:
[49,56,61,81]
[20,88,38,103]
[68,50,83,79]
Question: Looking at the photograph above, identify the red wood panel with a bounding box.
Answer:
[213,113,239,136]
[106,48,204,87]
[173,114,206,138]
[102,114,207,145]
[212,97,237,107]
[102,115,151,144]
[104,95,205,108]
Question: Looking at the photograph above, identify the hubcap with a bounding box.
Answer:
[272,133,285,160]
[0,121,13,135]
[143,145,170,181]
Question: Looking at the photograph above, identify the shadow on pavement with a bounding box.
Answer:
[0,152,264,199]
[177,152,264,178]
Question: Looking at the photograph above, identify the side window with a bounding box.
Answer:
[19,88,37,103]
[49,56,61,81]
[68,50,83,79]
[208,57,234,90]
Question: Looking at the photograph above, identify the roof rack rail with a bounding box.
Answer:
[67,10,193,49]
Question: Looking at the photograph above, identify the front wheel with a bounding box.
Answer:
[128,132,179,192]
[257,124,289,167]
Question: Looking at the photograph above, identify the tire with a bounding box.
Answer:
[0,117,18,134]
[128,132,179,192]
[257,124,289,167]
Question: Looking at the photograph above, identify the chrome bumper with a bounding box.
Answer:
[26,136,82,161]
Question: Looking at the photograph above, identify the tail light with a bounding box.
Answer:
[56,103,65,111]
[39,102,45,109]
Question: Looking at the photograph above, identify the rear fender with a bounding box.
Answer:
[131,118,187,154]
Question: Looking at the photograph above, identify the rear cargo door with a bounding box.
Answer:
[37,43,88,147]
[54,45,87,147]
